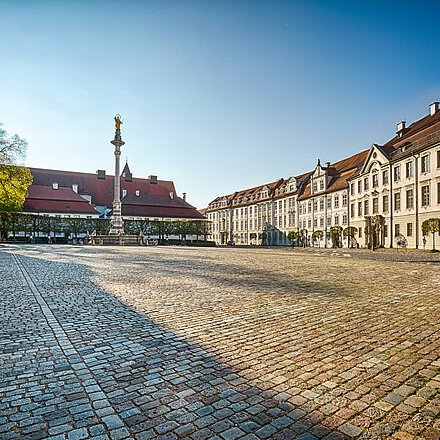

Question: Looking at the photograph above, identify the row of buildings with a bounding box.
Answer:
[205,102,440,248]
[21,162,205,224]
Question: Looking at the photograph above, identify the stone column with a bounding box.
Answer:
[109,115,125,235]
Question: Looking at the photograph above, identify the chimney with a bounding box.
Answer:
[97,169,106,180]
[183,192,186,201]
[149,175,157,184]
[396,121,406,137]
[52,182,58,190]
[430,102,439,116]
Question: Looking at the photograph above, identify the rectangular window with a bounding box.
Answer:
[421,185,430,206]
[308,202,312,213]
[364,200,369,215]
[384,225,388,238]
[406,189,414,209]
[383,195,389,213]
[327,197,332,209]
[313,218,317,227]
[334,215,339,225]
[358,202,362,217]
[350,203,355,218]
[319,180,324,191]
[373,197,379,214]
[358,181,362,193]
[364,178,369,191]
[405,161,413,178]
[394,165,401,182]
[334,195,339,208]
[313,181,317,192]
[342,214,347,225]
[350,183,355,196]
[359,228,362,238]
[438,182,440,204]
[372,174,379,188]
[320,199,324,211]
[421,155,430,173]
[437,150,440,169]
[407,223,413,237]
[394,193,401,211]
[313,200,318,211]
[299,204,303,215]
[395,224,400,237]
[383,170,389,185]
[319,217,324,227]
[342,193,348,207]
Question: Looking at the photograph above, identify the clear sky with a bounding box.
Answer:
[1,0,440,209]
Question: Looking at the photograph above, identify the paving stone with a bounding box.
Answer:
[1,246,439,440]
[67,428,89,440]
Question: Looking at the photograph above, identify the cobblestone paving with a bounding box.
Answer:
[0,245,439,440]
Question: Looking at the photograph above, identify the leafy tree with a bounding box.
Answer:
[343,226,358,248]
[330,226,343,248]
[312,230,323,247]
[0,124,33,212]
[287,230,301,247]
[299,229,308,247]
[421,218,440,252]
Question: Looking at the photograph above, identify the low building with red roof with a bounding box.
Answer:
[24,165,205,222]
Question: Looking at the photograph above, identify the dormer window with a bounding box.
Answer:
[52,182,58,190]
[319,180,324,191]
[135,190,140,196]
[122,189,127,198]
[313,181,317,193]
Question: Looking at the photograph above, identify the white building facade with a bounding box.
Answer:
[206,102,440,248]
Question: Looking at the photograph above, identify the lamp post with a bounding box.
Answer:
[109,114,125,235]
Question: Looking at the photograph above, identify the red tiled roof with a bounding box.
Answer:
[384,109,440,150]
[298,150,368,200]
[23,200,98,215]
[23,185,99,215]
[27,168,202,220]
[27,185,90,202]
[30,168,176,206]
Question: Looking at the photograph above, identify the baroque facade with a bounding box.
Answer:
[206,102,440,248]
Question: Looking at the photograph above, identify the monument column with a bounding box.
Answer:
[109,114,125,235]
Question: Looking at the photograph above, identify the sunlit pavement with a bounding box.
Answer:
[0,245,439,439]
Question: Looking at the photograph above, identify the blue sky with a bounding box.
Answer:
[1,0,439,208]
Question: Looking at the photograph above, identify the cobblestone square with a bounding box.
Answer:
[0,245,439,439]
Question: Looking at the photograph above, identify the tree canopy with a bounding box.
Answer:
[0,124,33,212]
[421,218,440,251]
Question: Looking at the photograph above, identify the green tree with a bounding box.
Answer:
[343,226,358,248]
[312,230,324,247]
[330,226,343,248]
[421,218,440,252]
[0,124,33,212]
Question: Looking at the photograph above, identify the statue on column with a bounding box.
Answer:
[114,114,122,131]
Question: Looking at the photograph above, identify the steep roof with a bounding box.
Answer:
[27,168,202,220]
[30,168,177,206]
[23,185,98,215]
[385,109,440,162]
[298,149,368,200]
